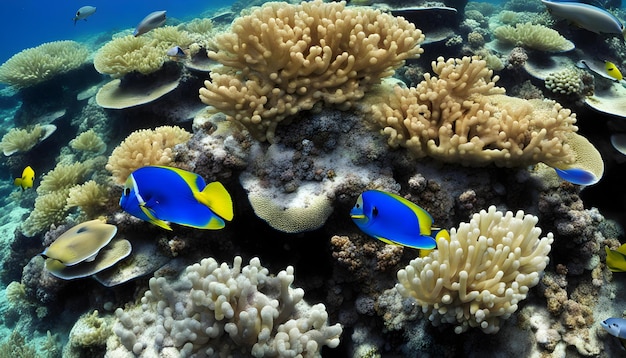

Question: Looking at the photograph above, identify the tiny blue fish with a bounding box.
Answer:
[120,166,233,230]
[601,317,626,349]
[350,190,449,250]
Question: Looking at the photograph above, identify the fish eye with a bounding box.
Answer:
[124,188,130,196]
[355,204,360,209]
[372,206,378,217]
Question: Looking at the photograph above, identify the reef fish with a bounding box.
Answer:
[605,60,623,81]
[73,6,96,25]
[166,46,187,59]
[14,166,34,190]
[605,244,626,272]
[134,10,167,36]
[601,317,626,349]
[350,190,449,250]
[120,166,233,230]
[541,0,626,38]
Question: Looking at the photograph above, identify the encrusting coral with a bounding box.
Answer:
[396,206,554,334]
[200,0,425,142]
[364,56,597,172]
[493,22,574,52]
[106,256,342,357]
[0,40,89,88]
[106,125,192,185]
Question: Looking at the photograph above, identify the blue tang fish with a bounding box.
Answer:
[120,166,233,230]
[350,190,449,250]
[601,317,626,349]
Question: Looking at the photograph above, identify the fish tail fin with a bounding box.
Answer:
[197,182,234,221]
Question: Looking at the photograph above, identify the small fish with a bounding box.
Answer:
[576,59,618,81]
[601,317,626,349]
[134,10,167,37]
[120,166,233,230]
[605,244,626,272]
[350,190,449,250]
[605,61,623,81]
[14,166,34,190]
[73,6,96,26]
[542,0,626,38]
[166,46,187,59]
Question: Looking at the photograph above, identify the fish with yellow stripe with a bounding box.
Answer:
[350,190,449,252]
[120,166,233,230]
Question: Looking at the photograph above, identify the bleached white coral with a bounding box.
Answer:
[106,256,342,357]
[545,67,583,95]
[396,206,553,334]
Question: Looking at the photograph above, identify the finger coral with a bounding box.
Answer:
[396,205,554,334]
[106,125,192,185]
[494,22,574,52]
[366,56,588,170]
[0,40,89,88]
[106,256,342,357]
[199,0,425,142]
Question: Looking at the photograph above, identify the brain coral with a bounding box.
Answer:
[199,0,425,142]
[106,126,192,185]
[106,256,342,357]
[494,22,574,52]
[0,40,89,88]
[365,56,586,170]
[396,206,553,334]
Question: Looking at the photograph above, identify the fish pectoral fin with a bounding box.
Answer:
[139,204,172,230]
[195,182,234,221]
[376,237,402,246]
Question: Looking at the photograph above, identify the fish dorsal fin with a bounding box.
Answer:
[195,182,234,221]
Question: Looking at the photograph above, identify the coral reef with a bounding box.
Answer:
[70,129,106,154]
[0,41,89,88]
[0,124,56,156]
[200,0,425,142]
[105,125,192,185]
[396,206,553,334]
[544,67,584,96]
[106,256,342,357]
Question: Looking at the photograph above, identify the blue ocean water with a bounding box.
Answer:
[0,0,230,65]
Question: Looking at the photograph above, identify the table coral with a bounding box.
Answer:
[0,40,89,88]
[494,22,574,52]
[396,206,554,334]
[106,256,342,357]
[199,0,425,142]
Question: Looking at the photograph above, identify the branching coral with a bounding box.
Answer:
[494,22,574,52]
[65,180,109,218]
[365,56,585,170]
[106,256,342,357]
[0,40,89,88]
[199,0,425,142]
[396,206,554,334]
[106,125,192,185]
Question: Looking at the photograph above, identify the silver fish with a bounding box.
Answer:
[133,10,167,37]
[542,0,625,38]
[73,6,96,26]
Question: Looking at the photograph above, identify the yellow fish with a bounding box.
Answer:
[14,166,34,190]
[605,61,623,81]
[606,244,626,272]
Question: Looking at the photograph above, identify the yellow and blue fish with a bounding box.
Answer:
[350,190,449,250]
[14,166,34,190]
[120,166,233,230]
